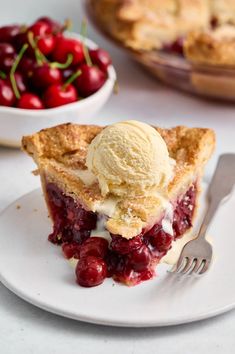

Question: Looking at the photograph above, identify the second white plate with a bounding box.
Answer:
[0,187,234,327]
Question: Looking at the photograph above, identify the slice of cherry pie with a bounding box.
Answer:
[22,122,215,287]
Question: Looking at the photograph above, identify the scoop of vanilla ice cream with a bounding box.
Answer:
[86,120,173,197]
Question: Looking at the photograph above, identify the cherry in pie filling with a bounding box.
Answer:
[46,181,197,287]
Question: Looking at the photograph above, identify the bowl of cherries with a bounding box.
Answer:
[0,17,116,147]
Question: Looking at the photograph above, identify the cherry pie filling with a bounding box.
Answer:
[46,182,197,287]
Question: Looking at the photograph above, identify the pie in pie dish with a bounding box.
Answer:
[89,0,235,67]
[90,0,210,50]
[22,121,215,287]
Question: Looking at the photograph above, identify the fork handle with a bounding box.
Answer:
[197,154,235,240]
[197,197,221,240]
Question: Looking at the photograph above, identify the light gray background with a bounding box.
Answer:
[0,0,234,353]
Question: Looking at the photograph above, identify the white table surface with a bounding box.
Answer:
[0,1,235,353]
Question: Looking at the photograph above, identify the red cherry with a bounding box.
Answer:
[14,72,27,93]
[36,17,63,33]
[79,237,109,259]
[52,36,84,65]
[150,229,173,253]
[17,93,44,109]
[164,38,184,56]
[173,186,196,238]
[13,32,30,53]
[145,223,161,238]
[32,64,62,89]
[105,250,122,277]
[44,83,78,108]
[75,256,107,287]
[13,31,38,59]
[29,20,51,37]
[75,64,106,97]
[0,79,15,106]
[62,242,80,259]
[211,16,219,29]
[62,68,74,81]
[170,38,184,55]
[18,57,36,77]
[128,245,151,272]
[0,55,16,73]
[0,25,21,43]
[89,48,111,72]
[28,21,56,55]
[38,35,56,55]
[0,43,16,73]
[0,43,15,57]
[6,72,27,93]
[110,235,143,255]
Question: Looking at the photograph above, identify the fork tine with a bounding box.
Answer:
[181,258,196,274]
[191,258,203,274]
[198,259,211,275]
[174,255,187,273]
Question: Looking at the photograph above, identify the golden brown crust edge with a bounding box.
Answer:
[22,123,216,200]
[22,123,103,170]
[24,122,211,153]
[184,30,235,67]
[89,0,210,51]
[22,123,215,175]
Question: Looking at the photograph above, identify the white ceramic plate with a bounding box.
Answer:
[0,186,234,327]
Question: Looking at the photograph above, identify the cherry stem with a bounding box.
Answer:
[62,69,81,90]
[50,54,73,69]
[20,25,28,33]
[52,18,72,35]
[28,31,48,65]
[63,18,72,32]
[81,19,92,66]
[113,80,119,94]
[10,43,28,99]
[0,70,6,79]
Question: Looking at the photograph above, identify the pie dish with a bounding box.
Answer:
[86,0,235,101]
[89,0,235,66]
[22,122,215,287]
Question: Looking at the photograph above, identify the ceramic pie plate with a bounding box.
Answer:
[0,185,234,327]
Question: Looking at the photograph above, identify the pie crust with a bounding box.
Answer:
[184,25,235,66]
[212,0,235,26]
[90,0,235,68]
[22,123,215,239]
[90,0,210,50]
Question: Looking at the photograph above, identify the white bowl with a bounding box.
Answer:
[0,33,116,147]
